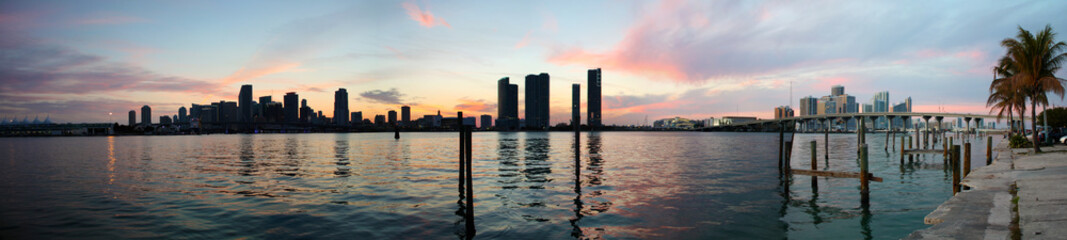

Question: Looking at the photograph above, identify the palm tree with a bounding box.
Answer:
[1000,24,1067,152]
[988,57,1025,137]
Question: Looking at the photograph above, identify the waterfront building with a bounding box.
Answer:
[401,106,411,127]
[525,73,550,130]
[374,115,386,126]
[572,83,580,127]
[653,117,695,129]
[215,101,238,122]
[263,102,283,123]
[817,85,858,129]
[300,99,311,123]
[388,110,397,126]
[259,96,272,116]
[160,116,172,125]
[713,116,758,126]
[774,106,794,119]
[178,106,187,123]
[334,88,348,125]
[832,85,844,96]
[141,105,152,125]
[497,77,519,131]
[480,114,492,129]
[284,92,298,123]
[891,97,913,128]
[128,110,136,126]
[351,112,362,126]
[588,68,602,128]
[798,96,818,116]
[239,84,252,123]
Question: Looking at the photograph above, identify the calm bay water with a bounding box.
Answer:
[0,132,997,239]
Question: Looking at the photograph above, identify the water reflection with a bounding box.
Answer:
[334,134,351,177]
[522,133,551,189]
[239,134,255,176]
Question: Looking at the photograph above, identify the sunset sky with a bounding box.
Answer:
[2,0,1066,125]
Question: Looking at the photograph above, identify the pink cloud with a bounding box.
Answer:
[402,2,450,28]
[515,30,532,49]
[220,62,301,85]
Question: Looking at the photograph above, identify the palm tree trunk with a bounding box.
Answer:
[1032,101,1041,152]
[1008,107,1014,138]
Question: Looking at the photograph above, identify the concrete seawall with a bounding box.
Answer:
[908,138,1067,239]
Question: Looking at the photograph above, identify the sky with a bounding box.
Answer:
[1,0,1066,125]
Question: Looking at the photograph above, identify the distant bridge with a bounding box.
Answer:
[700,112,1025,132]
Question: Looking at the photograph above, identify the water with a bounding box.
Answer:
[0,132,997,239]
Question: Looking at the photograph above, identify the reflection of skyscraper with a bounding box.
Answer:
[239,84,252,123]
[128,110,136,126]
[334,88,348,125]
[284,92,298,123]
[141,105,152,125]
[497,77,519,131]
[588,68,602,128]
[401,105,411,127]
[388,110,397,126]
[525,73,550,130]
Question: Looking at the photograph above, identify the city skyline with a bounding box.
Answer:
[2,1,1067,124]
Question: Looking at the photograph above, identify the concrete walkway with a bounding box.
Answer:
[907,140,1067,239]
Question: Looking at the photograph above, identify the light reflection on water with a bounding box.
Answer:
[0,132,995,239]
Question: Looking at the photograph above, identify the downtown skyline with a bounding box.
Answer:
[2,1,1067,125]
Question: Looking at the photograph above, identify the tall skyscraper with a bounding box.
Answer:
[480,114,492,129]
[524,73,550,130]
[284,92,298,123]
[572,83,580,127]
[497,77,519,131]
[216,101,237,122]
[401,105,411,127]
[388,110,397,126]
[588,68,602,128]
[334,88,349,125]
[774,106,794,119]
[128,110,136,126]
[798,96,818,116]
[239,84,252,123]
[300,99,310,123]
[831,85,844,96]
[141,105,152,125]
[374,115,386,126]
[178,106,187,123]
[351,112,362,126]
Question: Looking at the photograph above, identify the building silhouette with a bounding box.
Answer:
[284,92,298,123]
[351,112,362,126]
[215,101,237,122]
[178,106,187,123]
[401,105,411,127]
[239,84,252,123]
[588,68,602,128]
[334,88,348,125]
[497,77,519,131]
[374,114,386,126]
[141,105,152,125]
[524,73,550,130]
[128,110,136,126]
[572,83,580,126]
[480,114,492,129]
[300,99,310,123]
[388,110,397,126]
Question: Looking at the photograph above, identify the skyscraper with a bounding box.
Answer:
[128,110,136,126]
[374,114,386,126]
[572,83,580,127]
[284,92,298,123]
[351,112,362,126]
[401,105,411,127]
[480,114,492,129]
[774,106,794,119]
[388,110,397,126]
[524,73,550,130]
[141,105,152,125]
[239,84,252,123]
[497,77,519,131]
[334,88,349,125]
[178,106,187,123]
[588,68,602,128]
[798,96,818,116]
[832,85,844,96]
[300,99,310,123]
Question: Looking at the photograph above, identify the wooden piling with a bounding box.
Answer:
[394,124,400,139]
[964,142,971,178]
[900,136,905,164]
[778,123,785,176]
[986,136,992,165]
[825,119,830,160]
[458,112,465,194]
[860,144,869,194]
[951,145,960,195]
[810,140,817,170]
[785,141,793,174]
[464,126,474,233]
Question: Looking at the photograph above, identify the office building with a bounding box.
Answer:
[525,73,550,130]
[239,84,252,122]
[374,115,386,126]
[178,106,187,123]
[141,105,152,125]
[497,77,519,131]
[891,97,913,129]
[300,99,310,123]
[388,110,397,126]
[284,92,298,123]
[128,110,136,126]
[818,85,858,115]
[401,106,411,127]
[799,96,818,116]
[216,101,237,122]
[480,114,492,129]
[160,116,172,125]
[351,112,362,126]
[588,68,602,128]
[832,85,844,96]
[572,83,580,127]
[774,106,794,119]
[334,88,348,125]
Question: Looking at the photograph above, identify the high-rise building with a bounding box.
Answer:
[774,106,794,119]
[818,86,857,115]
[374,114,386,126]
[587,68,602,128]
[572,83,580,127]
[872,91,889,112]
[831,85,844,96]
[524,73,550,130]
[141,105,152,125]
[284,92,298,123]
[351,112,362,126]
[388,110,397,126]
[480,114,492,129]
[128,110,136,126]
[799,96,818,116]
[300,99,310,123]
[334,88,348,125]
[239,84,252,123]
[216,101,237,122]
[401,105,411,127]
[891,97,913,129]
[497,77,519,131]
[178,106,187,123]
[160,116,172,125]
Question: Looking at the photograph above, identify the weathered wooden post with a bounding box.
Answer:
[785,141,793,174]
[458,112,465,194]
[811,140,818,190]
[964,142,971,178]
[986,136,992,165]
[464,126,475,234]
[860,143,870,200]
[951,145,961,195]
[825,118,830,160]
[885,116,891,152]
[900,136,905,164]
[779,122,785,176]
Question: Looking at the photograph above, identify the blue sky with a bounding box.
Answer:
[1,0,1065,124]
